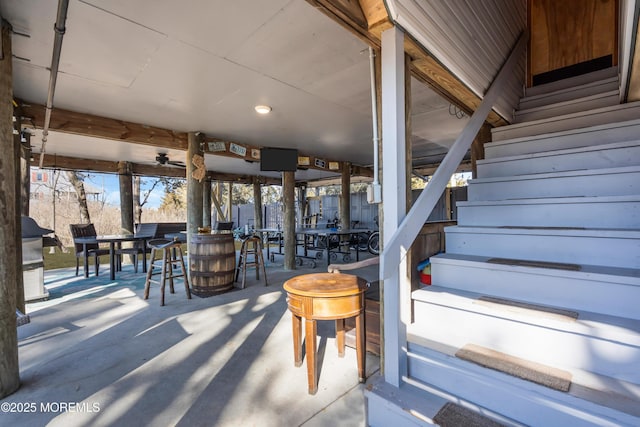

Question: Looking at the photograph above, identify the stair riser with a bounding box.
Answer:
[407,345,638,427]
[412,300,640,383]
[457,200,640,229]
[524,67,618,98]
[491,103,640,141]
[445,230,640,269]
[519,79,619,110]
[486,120,640,158]
[429,259,640,319]
[467,169,640,201]
[478,143,640,178]
[515,93,619,123]
[411,301,640,383]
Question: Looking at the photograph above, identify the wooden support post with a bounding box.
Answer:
[203,178,212,228]
[18,115,30,217]
[187,132,204,250]
[227,182,232,224]
[253,177,263,229]
[118,161,134,234]
[340,162,351,230]
[283,171,296,270]
[12,89,24,313]
[0,18,21,398]
[471,124,491,179]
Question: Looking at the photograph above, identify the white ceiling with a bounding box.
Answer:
[2,0,468,181]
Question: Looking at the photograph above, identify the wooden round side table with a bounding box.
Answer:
[283,273,368,394]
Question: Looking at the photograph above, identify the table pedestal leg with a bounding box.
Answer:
[305,318,317,394]
[356,310,365,382]
[336,319,345,357]
[292,313,302,367]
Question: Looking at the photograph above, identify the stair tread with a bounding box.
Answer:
[412,285,640,338]
[431,253,640,283]
[492,101,640,135]
[524,67,618,98]
[469,165,640,184]
[479,139,640,166]
[458,194,640,206]
[521,76,619,103]
[366,375,518,427]
[488,117,640,148]
[407,340,640,420]
[445,225,640,238]
[516,90,619,116]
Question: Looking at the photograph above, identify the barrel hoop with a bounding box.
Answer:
[189,269,235,277]
[191,285,234,297]
[189,254,235,260]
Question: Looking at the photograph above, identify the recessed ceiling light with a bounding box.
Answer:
[254,105,272,114]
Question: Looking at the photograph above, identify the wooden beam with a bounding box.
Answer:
[37,153,282,184]
[358,0,390,29]
[306,0,379,47]
[20,102,371,177]
[19,101,187,149]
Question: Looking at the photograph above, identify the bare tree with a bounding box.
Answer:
[133,176,162,224]
[66,170,91,223]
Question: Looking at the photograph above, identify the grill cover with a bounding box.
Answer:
[21,216,53,238]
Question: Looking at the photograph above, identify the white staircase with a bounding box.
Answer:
[371,68,640,426]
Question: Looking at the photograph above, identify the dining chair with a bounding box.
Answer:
[115,223,158,273]
[69,223,110,276]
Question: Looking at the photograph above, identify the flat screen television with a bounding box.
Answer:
[260,147,298,172]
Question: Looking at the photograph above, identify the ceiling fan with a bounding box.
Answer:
[155,153,186,168]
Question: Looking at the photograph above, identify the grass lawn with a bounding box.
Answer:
[42,241,247,270]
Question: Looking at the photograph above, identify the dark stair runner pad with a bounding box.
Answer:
[487,257,582,271]
[455,343,572,392]
[475,296,579,322]
[433,402,507,427]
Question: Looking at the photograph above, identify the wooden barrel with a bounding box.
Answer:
[189,233,236,296]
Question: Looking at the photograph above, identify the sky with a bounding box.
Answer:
[83,173,167,209]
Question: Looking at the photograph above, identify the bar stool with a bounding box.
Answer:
[235,236,267,289]
[144,239,191,306]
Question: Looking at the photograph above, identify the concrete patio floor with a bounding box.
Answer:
[5,254,380,426]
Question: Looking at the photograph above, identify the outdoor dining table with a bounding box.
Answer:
[75,234,150,280]
[298,228,372,264]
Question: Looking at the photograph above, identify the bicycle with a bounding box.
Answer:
[367,217,379,255]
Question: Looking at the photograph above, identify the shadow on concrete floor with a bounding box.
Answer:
[8,255,380,426]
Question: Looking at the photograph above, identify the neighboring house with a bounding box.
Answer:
[30,168,103,201]
[368,1,640,426]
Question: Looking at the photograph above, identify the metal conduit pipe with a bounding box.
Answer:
[38,0,69,168]
[367,46,382,203]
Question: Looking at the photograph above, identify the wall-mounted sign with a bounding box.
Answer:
[298,156,310,166]
[208,141,226,152]
[229,143,247,157]
[314,158,326,168]
[251,149,260,159]
[328,162,340,170]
